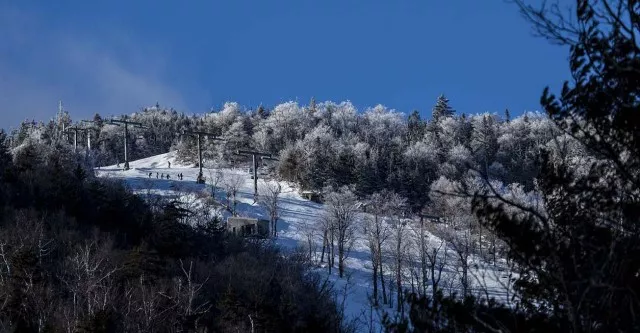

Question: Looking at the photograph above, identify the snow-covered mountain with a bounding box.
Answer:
[97,152,513,331]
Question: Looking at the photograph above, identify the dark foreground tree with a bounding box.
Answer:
[391,1,640,332]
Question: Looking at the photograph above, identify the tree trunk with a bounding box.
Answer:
[307,234,314,262]
[459,248,469,297]
[396,229,403,313]
[328,230,334,275]
[271,215,278,238]
[330,229,335,268]
[420,218,428,296]
[478,224,483,258]
[320,230,328,263]
[372,260,379,306]
[491,235,497,265]
[338,241,345,278]
[396,257,402,312]
[379,247,387,305]
[431,259,438,302]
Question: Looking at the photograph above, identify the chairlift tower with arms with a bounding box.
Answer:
[236,149,277,198]
[180,130,224,184]
[106,117,148,170]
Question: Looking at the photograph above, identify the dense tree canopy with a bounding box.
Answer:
[386,0,640,332]
[8,97,568,216]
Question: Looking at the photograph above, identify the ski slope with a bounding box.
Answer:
[96,152,513,332]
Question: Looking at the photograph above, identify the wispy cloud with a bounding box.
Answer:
[0,4,189,128]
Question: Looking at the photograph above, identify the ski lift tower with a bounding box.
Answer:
[80,120,101,151]
[106,118,148,170]
[64,125,90,153]
[180,130,224,184]
[236,149,273,198]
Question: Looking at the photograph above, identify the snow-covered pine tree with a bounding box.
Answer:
[308,96,317,115]
[470,114,499,170]
[431,94,455,122]
[256,104,268,119]
[407,110,425,143]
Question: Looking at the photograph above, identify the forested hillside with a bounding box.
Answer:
[9,96,582,213]
[6,70,597,333]
[4,0,639,331]
[0,132,345,332]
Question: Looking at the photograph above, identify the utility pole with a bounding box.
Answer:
[236,149,273,198]
[106,118,147,170]
[180,130,224,183]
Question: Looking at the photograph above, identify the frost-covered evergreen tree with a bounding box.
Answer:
[431,94,455,122]
[470,114,499,170]
[407,110,425,143]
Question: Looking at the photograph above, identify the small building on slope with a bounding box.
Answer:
[226,217,270,237]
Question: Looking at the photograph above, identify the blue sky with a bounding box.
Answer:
[0,0,570,128]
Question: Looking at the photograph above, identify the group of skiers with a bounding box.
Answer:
[148,172,184,180]
[116,160,184,180]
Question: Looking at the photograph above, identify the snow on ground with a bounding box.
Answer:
[96,152,513,332]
